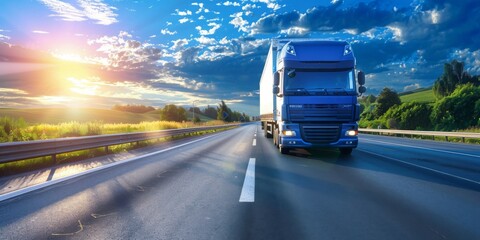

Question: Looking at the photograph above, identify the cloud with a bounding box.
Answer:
[451,49,480,75]
[161,28,177,35]
[87,31,162,70]
[229,12,250,33]
[280,27,309,37]
[251,1,405,35]
[32,30,49,34]
[222,1,240,7]
[192,2,209,14]
[174,9,192,16]
[195,36,216,45]
[179,17,192,24]
[170,37,269,101]
[196,22,221,35]
[38,0,117,25]
[251,0,282,11]
[0,42,57,63]
[403,83,421,92]
[171,39,189,51]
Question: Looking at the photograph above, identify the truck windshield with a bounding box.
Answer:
[284,69,356,95]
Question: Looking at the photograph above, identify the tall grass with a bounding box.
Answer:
[0,117,227,143]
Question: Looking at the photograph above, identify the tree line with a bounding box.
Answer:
[360,60,480,131]
[113,101,251,123]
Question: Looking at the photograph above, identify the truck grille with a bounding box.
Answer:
[301,125,340,144]
[289,104,353,122]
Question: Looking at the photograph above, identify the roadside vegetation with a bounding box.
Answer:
[359,60,480,143]
[0,100,250,143]
[0,101,249,175]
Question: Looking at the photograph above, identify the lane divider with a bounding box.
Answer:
[359,149,480,186]
[239,126,259,203]
[239,158,256,202]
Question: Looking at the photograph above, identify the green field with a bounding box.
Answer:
[0,108,214,124]
[0,108,159,124]
[399,88,436,103]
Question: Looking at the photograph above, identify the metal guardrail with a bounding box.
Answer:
[358,128,480,142]
[0,124,238,164]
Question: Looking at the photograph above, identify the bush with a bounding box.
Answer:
[382,102,432,130]
[431,84,480,130]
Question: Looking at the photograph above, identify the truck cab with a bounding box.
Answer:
[260,39,366,154]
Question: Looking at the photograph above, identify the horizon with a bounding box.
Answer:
[1,0,479,116]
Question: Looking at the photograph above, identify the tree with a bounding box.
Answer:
[431,84,480,130]
[188,107,201,114]
[382,102,432,130]
[160,104,187,122]
[365,94,377,104]
[217,100,233,122]
[433,60,478,99]
[373,87,401,118]
[112,104,155,113]
[203,105,217,119]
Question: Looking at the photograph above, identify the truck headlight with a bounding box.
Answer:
[345,130,357,136]
[282,130,296,136]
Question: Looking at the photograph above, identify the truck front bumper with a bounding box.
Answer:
[280,137,358,149]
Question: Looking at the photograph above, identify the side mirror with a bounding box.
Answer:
[357,71,365,86]
[273,86,280,94]
[358,86,366,94]
[273,72,280,86]
[287,69,296,78]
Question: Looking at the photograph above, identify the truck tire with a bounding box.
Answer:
[279,146,290,154]
[339,148,353,155]
[273,128,279,148]
[264,123,273,138]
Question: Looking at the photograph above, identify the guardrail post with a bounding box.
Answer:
[52,154,57,164]
[105,146,109,153]
[462,137,465,143]
[445,136,449,142]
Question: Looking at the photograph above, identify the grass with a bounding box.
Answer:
[399,88,436,103]
[0,108,231,175]
[0,115,226,143]
[0,108,162,124]
[0,126,235,176]
[363,131,480,144]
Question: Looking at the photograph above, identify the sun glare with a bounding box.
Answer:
[38,96,73,104]
[67,77,99,96]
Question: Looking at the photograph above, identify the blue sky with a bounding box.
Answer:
[0,0,479,116]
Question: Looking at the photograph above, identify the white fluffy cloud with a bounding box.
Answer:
[39,0,117,25]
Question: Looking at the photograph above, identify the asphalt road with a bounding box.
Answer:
[0,123,479,239]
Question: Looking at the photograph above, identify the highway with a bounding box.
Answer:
[0,123,479,239]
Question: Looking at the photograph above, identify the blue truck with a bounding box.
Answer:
[260,39,366,154]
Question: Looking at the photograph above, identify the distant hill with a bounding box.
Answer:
[399,88,436,103]
[146,109,214,122]
[0,108,162,124]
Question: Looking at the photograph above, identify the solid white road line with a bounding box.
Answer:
[0,134,221,203]
[239,158,256,202]
[252,139,256,146]
[359,149,480,186]
[362,138,480,158]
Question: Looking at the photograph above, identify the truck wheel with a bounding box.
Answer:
[264,124,271,138]
[264,123,273,138]
[279,146,290,154]
[339,148,353,155]
[273,128,279,148]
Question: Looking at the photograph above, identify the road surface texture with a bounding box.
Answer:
[1,123,479,239]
